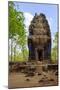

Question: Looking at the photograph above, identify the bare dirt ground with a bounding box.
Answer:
[8,69,58,89]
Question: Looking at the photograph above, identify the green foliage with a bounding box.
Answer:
[9,50,28,62]
[8,1,28,62]
[9,1,25,38]
[51,32,58,63]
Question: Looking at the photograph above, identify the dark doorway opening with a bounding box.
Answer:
[38,49,43,61]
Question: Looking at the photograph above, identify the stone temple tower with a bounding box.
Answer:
[28,13,51,63]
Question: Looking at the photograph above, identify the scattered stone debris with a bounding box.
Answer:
[26,72,35,77]
[9,61,58,73]
[49,78,54,81]
[26,78,30,81]
[43,74,47,77]
[38,79,44,83]
[42,77,46,80]
[38,73,41,76]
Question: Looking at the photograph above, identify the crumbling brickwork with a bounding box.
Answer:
[28,13,51,63]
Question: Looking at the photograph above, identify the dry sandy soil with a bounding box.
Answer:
[8,69,58,89]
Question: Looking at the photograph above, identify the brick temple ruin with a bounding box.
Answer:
[28,13,51,63]
[9,13,58,89]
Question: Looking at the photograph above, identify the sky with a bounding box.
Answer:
[14,2,58,48]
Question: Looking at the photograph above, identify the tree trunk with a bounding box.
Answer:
[14,44,16,62]
[11,38,13,62]
[22,46,25,60]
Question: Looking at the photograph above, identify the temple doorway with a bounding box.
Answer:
[35,48,44,61]
[38,49,43,61]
